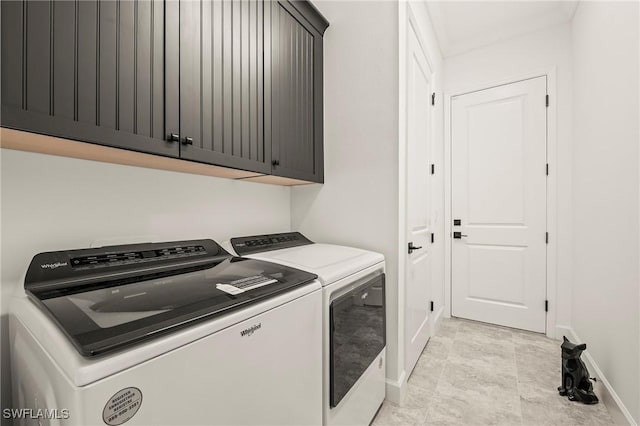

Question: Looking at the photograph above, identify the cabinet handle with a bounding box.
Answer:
[272,159,280,167]
[182,137,193,145]
[168,133,180,143]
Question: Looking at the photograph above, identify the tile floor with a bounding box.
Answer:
[372,318,615,425]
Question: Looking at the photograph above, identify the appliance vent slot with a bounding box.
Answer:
[70,245,206,268]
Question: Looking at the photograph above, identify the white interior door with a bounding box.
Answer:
[405,22,433,376]
[451,77,547,333]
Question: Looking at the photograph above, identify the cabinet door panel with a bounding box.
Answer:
[77,1,98,126]
[118,0,136,134]
[25,1,51,115]
[52,1,75,120]
[1,1,22,109]
[99,0,117,129]
[271,1,324,182]
[178,0,201,149]
[1,0,176,158]
[179,0,270,174]
[135,0,153,138]
[211,0,225,154]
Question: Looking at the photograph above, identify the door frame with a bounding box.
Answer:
[443,67,558,338]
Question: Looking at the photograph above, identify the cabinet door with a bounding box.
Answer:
[270,1,326,183]
[0,0,175,157]
[176,0,270,174]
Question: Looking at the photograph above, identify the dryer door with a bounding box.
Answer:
[329,273,385,407]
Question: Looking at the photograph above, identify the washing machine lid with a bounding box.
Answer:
[24,239,318,357]
[12,279,321,386]
[230,233,384,285]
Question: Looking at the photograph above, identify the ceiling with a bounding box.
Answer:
[425,1,579,57]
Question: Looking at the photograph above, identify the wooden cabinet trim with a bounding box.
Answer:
[0,127,288,182]
[285,1,329,36]
[240,174,316,186]
[2,105,180,158]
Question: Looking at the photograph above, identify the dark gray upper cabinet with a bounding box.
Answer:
[270,1,328,183]
[1,0,328,183]
[0,0,175,157]
[169,0,271,174]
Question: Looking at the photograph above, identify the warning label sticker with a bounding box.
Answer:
[102,387,142,425]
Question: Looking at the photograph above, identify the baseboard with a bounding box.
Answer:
[384,307,444,406]
[555,325,571,341]
[431,305,445,336]
[385,370,407,405]
[556,325,637,426]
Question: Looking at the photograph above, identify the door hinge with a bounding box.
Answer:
[431,92,435,106]
[546,232,549,244]
[430,301,434,312]
[431,164,435,175]
[546,163,549,176]
[545,300,549,312]
[545,94,549,107]
[431,233,434,244]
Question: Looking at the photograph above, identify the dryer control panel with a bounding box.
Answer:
[231,232,313,256]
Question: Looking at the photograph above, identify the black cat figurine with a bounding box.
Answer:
[557,336,599,404]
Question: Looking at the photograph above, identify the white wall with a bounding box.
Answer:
[291,0,401,386]
[571,1,639,423]
[291,0,444,401]
[443,22,574,333]
[0,149,291,422]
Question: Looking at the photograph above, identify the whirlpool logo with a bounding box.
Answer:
[40,262,68,270]
[240,323,261,337]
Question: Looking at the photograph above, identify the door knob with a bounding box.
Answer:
[453,232,468,239]
[408,242,423,254]
[272,159,280,167]
[168,133,180,143]
[182,137,193,145]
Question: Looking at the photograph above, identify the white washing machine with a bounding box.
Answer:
[226,232,386,426]
[10,239,323,426]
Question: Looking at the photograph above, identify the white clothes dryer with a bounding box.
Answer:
[226,232,386,426]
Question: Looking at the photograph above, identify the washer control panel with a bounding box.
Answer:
[231,232,313,256]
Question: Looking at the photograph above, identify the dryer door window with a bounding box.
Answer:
[329,273,385,407]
